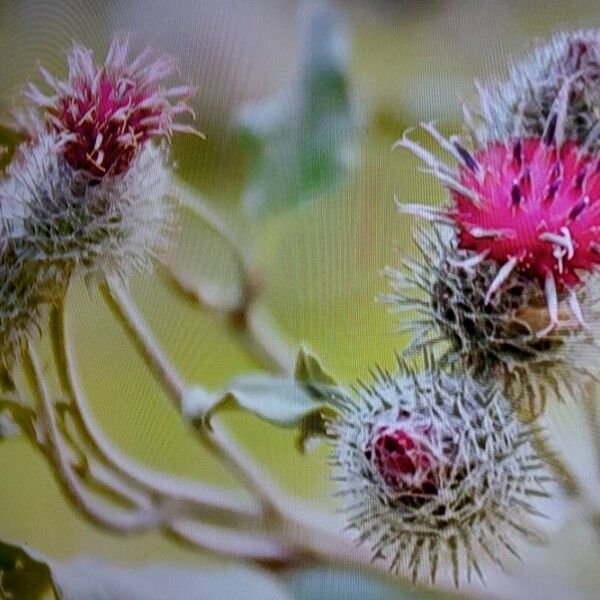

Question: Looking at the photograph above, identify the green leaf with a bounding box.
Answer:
[0,540,55,599]
[294,345,336,387]
[184,348,340,452]
[236,2,355,216]
[0,540,291,600]
[206,374,334,427]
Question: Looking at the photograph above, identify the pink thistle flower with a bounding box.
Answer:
[453,138,600,294]
[23,38,199,177]
[395,113,600,334]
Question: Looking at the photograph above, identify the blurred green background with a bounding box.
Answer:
[3,1,600,597]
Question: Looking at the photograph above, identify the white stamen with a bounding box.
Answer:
[395,201,453,224]
[470,227,515,239]
[553,246,565,274]
[421,121,462,161]
[484,257,518,304]
[94,133,103,152]
[560,227,574,259]
[539,231,573,253]
[392,130,454,177]
[447,250,490,270]
[420,168,483,207]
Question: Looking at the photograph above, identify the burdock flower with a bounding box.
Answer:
[389,119,600,418]
[0,39,196,370]
[329,360,548,585]
[470,29,600,151]
[5,38,199,281]
[22,38,197,177]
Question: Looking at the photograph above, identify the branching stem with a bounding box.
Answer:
[100,276,284,514]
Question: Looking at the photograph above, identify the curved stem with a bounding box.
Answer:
[49,302,262,521]
[168,519,291,562]
[243,302,296,375]
[100,276,284,514]
[23,346,164,534]
[169,180,295,374]
[27,322,288,561]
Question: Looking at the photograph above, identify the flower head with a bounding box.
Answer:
[23,38,197,177]
[453,138,600,291]
[395,118,600,334]
[329,360,548,585]
[0,39,195,372]
[470,29,600,150]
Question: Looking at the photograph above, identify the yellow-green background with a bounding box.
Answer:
[2,1,600,596]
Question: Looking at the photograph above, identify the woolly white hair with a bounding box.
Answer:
[329,359,549,586]
[470,29,600,150]
[0,133,175,368]
[2,133,174,282]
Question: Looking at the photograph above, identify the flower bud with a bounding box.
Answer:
[329,363,548,585]
[21,38,196,177]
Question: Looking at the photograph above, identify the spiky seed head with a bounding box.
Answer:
[0,237,69,371]
[384,227,600,420]
[329,362,548,586]
[21,38,197,177]
[471,29,600,150]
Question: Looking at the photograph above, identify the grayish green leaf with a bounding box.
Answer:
[0,540,291,600]
[294,346,336,387]
[282,568,438,600]
[0,540,55,599]
[237,1,356,216]
[185,347,339,452]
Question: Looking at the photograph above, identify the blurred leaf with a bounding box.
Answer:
[50,559,290,600]
[0,539,54,599]
[294,346,336,387]
[282,568,440,600]
[184,347,339,452]
[0,539,291,600]
[237,1,355,216]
